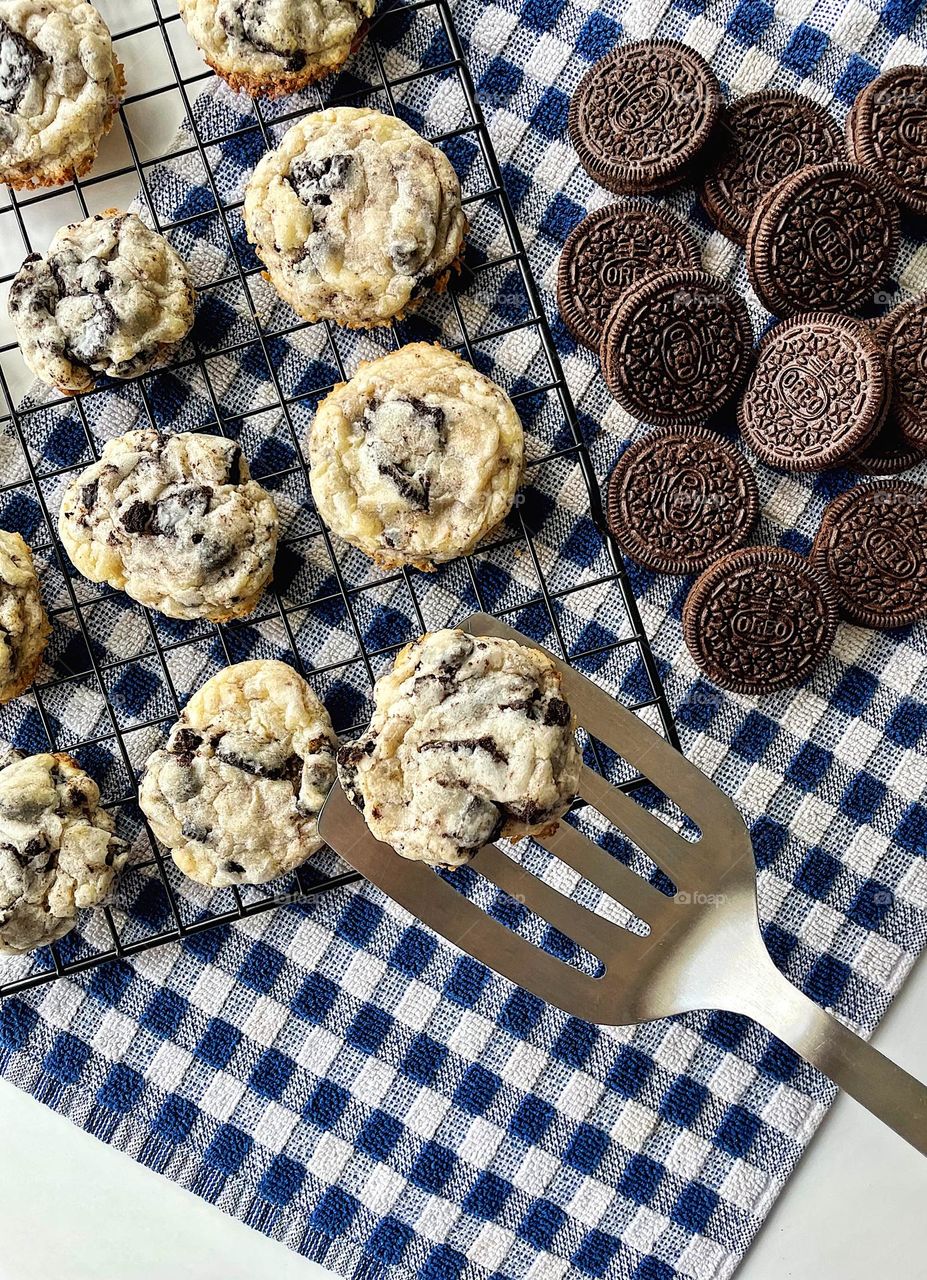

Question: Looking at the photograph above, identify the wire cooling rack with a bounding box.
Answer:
[0,0,678,997]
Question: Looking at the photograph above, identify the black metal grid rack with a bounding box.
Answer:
[0,0,678,997]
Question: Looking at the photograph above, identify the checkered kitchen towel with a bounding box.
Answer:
[0,1,925,1277]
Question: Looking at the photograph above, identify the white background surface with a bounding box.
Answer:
[0,2,924,1277]
[0,953,923,1279]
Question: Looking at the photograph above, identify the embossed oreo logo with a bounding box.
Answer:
[610,77,673,133]
[805,215,858,277]
[658,319,708,386]
[861,527,920,579]
[774,360,834,421]
[897,112,927,154]
[651,470,709,529]
[745,129,804,187]
[731,604,797,646]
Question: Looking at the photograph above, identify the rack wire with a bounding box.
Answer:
[0,0,678,997]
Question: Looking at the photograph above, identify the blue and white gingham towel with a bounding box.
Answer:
[0,2,925,1277]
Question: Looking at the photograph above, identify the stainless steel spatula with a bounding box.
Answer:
[319,612,927,1154]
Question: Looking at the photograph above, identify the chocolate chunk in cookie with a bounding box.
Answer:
[812,482,927,629]
[140,661,338,887]
[59,429,279,622]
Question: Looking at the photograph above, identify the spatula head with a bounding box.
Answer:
[319,613,760,1025]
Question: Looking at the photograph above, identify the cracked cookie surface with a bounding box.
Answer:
[58,429,279,621]
[9,210,196,395]
[338,630,581,868]
[0,751,126,954]
[245,107,467,329]
[139,660,338,887]
[177,0,374,97]
[309,343,524,570]
[0,530,49,702]
[0,0,125,189]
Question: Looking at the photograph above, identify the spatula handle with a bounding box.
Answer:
[737,962,927,1156]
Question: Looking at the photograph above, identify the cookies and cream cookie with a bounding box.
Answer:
[58,429,279,622]
[177,0,375,98]
[244,107,468,329]
[9,210,196,396]
[0,751,126,954]
[0,0,125,189]
[0,530,49,703]
[338,630,581,868]
[139,660,338,887]
[308,343,525,570]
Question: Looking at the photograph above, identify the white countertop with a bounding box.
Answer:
[0,955,923,1280]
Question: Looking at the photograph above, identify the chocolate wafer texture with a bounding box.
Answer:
[557,203,700,350]
[813,483,927,629]
[847,65,927,216]
[683,547,838,695]
[745,162,900,317]
[601,270,752,426]
[568,40,721,195]
[737,314,890,473]
[875,299,927,450]
[700,90,846,245]
[606,428,758,574]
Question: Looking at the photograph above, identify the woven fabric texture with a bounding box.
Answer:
[0,2,925,1279]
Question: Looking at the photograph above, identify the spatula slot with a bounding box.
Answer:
[438,860,606,977]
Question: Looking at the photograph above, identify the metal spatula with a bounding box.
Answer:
[319,612,927,1154]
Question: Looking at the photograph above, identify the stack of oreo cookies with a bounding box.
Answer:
[561,41,927,695]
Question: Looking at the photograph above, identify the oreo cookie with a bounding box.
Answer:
[683,546,838,694]
[848,414,926,475]
[737,314,890,472]
[601,269,753,425]
[875,299,927,449]
[557,202,700,350]
[812,482,927,629]
[700,91,845,245]
[568,40,721,195]
[745,162,900,317]
[847,65,927,216]
[606,427,759,574]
